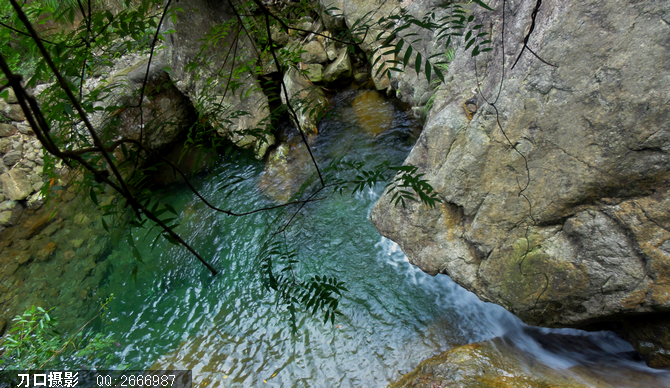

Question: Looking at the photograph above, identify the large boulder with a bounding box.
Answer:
[370,0,670,362]
[300,41,328,64]
[0,100,25,122]
[113,58,196,150]
[0,124,16,137]
[2,88,18,103]
[163,0,274,158]
[67,52,195,154]
[3,150,22,166]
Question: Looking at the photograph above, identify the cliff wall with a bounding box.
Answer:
[367,0,670,365]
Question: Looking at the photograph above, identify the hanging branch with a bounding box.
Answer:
[511,0,557,69]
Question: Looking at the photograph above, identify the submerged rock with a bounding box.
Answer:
[352,90,393,136]
[619,315,670,369]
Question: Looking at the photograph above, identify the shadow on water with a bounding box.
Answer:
[93,87,670,387]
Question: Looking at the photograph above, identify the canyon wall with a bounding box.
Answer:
[366,0,670,366]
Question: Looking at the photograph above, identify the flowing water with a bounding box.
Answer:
[88,88,670,387]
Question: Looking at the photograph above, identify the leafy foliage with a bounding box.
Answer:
[386,165,441,209]
[323,157,442,209]
[257,239,347,332]
[0,297,115,370]
[0,306,61,370]
[368,1,492,84]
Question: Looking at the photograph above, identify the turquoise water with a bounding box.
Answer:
[94,89,513,386]
[90,88,670,387]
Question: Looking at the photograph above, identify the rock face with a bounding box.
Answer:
[163,0,274,158]
[370,0,670,360]
[113,57,196,150]
[0,90,47,232]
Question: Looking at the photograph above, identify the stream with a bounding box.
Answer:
[88,88,670,387]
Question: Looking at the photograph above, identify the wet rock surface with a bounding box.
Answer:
[390,336,670,388]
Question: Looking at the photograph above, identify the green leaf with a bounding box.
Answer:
[89,187,99,207]
[62,103,74,116]
[433,64,444,83]
[163,233,180,246]
[415,52,422,75]
[131,245,144,263]
[403,45,413,67]
[395,39,404,54]
[471,0,494,11]
[164,203,178,216]
[425,60,431,81]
